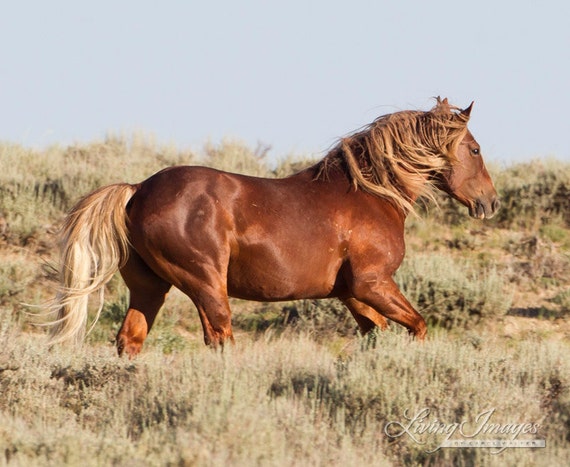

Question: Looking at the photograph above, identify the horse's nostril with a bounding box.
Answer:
[492,198,501,213]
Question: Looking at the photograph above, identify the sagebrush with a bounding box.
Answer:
[0,136,569,466]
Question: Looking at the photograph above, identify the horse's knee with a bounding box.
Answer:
[374,314,389,330]
[343,297,389,334]
[411,318,427,340]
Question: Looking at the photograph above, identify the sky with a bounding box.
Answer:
[1,1,569,164]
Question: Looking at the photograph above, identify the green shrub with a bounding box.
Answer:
[395,254,512,328]
[202,138,272,177]
[493,159,570,229]
[233,299,357,338]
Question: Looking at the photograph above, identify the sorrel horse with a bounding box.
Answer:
[47,98,499,357]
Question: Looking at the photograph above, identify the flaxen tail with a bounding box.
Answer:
[46,183,137,346]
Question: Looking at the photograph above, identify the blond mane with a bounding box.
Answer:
[315,98,470,214]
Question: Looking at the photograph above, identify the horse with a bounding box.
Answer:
[46,98,499,357]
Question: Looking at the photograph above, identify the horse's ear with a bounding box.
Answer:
[461,101,474,118]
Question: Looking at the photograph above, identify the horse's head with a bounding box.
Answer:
[437,101,500,219]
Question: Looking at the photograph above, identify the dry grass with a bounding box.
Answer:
[1,137,569,465]
[0,321,568,466]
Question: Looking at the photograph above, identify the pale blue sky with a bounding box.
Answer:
[1,1,569,163]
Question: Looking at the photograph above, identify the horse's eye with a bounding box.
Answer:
[471,148,480,155]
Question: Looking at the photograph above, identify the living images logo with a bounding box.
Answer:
[384,408,545,454]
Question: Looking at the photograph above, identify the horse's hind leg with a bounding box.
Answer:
[116,250,172,358]
[342,297,389,335]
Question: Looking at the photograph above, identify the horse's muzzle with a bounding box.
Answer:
[470,197,500,219]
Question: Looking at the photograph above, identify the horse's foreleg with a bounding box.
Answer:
[351,275,426,339]
[116,251,171,358]
[192,290,234,347]
[342,297,389,334]
[173,270,234,347]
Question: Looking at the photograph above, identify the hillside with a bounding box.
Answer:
[0,137,569,465]
[1,136,568,342]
